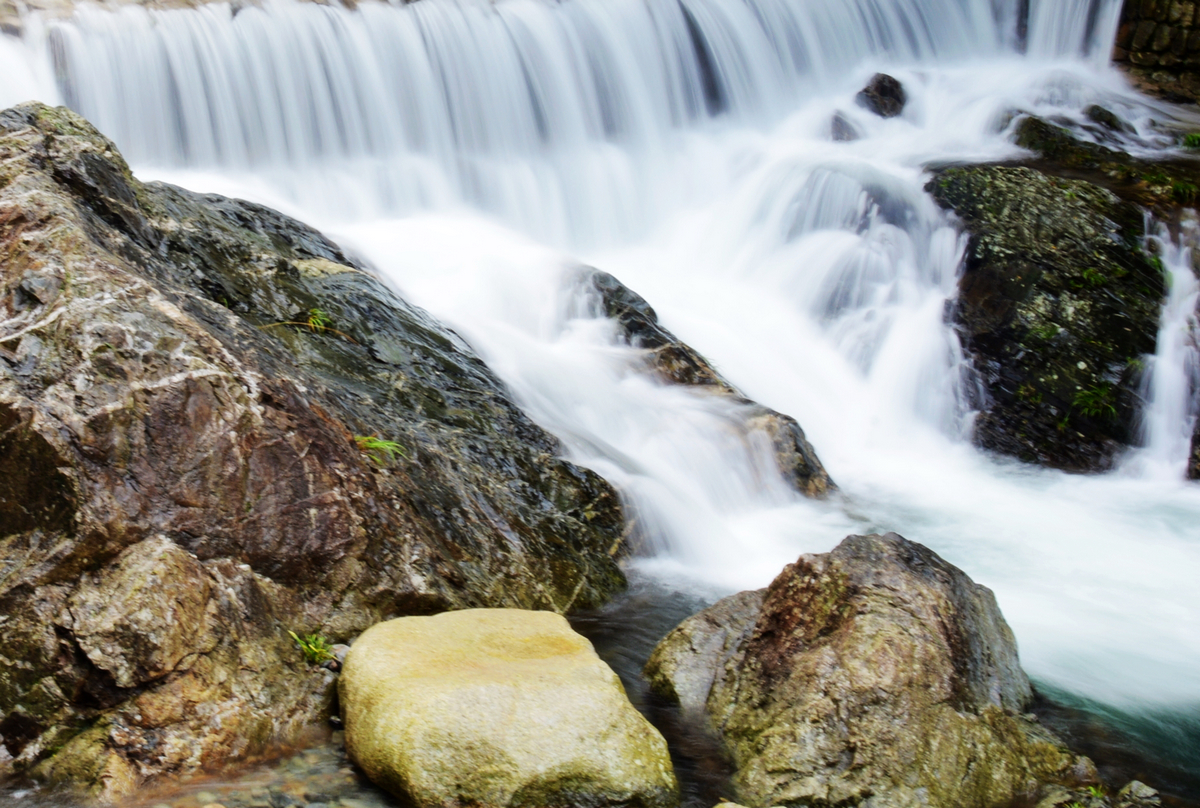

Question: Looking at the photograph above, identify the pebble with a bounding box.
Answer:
[132,740,389,808]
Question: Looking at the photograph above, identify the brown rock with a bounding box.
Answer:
[1152,23,1175,50]
[1134,19,1160,49]
[0,102,627,799]
[579,268,835,498]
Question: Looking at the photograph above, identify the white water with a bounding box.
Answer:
[2,0,1199,764]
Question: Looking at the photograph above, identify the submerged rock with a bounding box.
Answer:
[645,533,1097,808]
[580,268,835,498]
[0,102,626,797]
[830,111,861,142]
[927,164,1162,472]
[340,609,678,808]
[856,73,907,118]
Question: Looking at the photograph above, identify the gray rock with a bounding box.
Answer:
[646,533,1097,808]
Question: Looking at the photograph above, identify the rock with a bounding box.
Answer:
[0,103,626,798]
[856,73,907,118]
[1190,425,1200,479]
[340,609,678,808]
[645,533,1097,808]
[926,164,1162,472]
[1084,104,1133,134]
[831,112,861,142]
[1117,780,1162,807]
[579,268,835,498]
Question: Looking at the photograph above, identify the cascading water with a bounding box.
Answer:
[2,0,1199,791]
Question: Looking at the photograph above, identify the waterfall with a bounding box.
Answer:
[1,0,1198,780]
[1127,221,1200,480]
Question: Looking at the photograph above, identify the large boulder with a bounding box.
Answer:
[340,609,679,808]
[645,533,1097,808]
[580,269,835,498]
[0,102,626,797]
[927,164,1162,472]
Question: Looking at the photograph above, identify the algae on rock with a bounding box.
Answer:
[927,164,1162,471]
[0,102,626,798]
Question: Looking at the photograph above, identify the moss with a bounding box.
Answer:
[928,165,1161,471]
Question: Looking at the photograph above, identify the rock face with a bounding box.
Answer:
[580,268,836,498]
[927,163,1162,471]
[340,609,679,808]
[856,73,906,118]
[645,533,1097,808]
[0,102,627,797]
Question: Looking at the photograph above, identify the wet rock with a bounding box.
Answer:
[1117,780,1162,807]
[830,111,861,142]
[1189,425,1200,479]
[580,268,835,498]
[926,164,1162,472]
[856,73,907,118]
[0,102,626,799]
[340,609,678,808]
[645,533,1096,808]
[1084,104,1133,133]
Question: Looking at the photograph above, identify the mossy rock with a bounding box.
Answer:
[927,164,1162,471]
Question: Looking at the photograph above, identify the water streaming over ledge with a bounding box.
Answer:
[2,0,1200,791]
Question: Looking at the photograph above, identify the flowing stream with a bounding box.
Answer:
[1,0,1199,796]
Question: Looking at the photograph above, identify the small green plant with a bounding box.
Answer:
[1074,383,1118,421]
[355,435,406,465]
[1028,322,1061,343]
[305,307,333,332]
[1081,266,1106,287]
[1087,785,1107,798]
[260,308,358,343]
[1173,179,1199,203]
[288,630,334,664]
[1016,383,1043,404]
[1183,132,1200,149]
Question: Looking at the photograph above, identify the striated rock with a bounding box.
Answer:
[0,102,626,797]
[645,533,1097,808]
[580,268,835,498]
[926,164,1162,472]
[856,73,907,118]
[340,609,678,808]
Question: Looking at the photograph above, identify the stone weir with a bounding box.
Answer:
[1114,0,1200,101]
[0,102,629,799]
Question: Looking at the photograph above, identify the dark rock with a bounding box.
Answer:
[1189,422,1200,478]
[580,268,835,498]
[830,112,860,142]
[855,73,907,118]
[0,103,627,798]
[1084,104,1134,133]
[926,163,1162,472]
[645,533,1097,808]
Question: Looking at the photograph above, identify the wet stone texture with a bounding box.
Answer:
[645,533,1100,808]
[927,162,1163,472]
[0,102,627,799]
[578,268,836,499]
